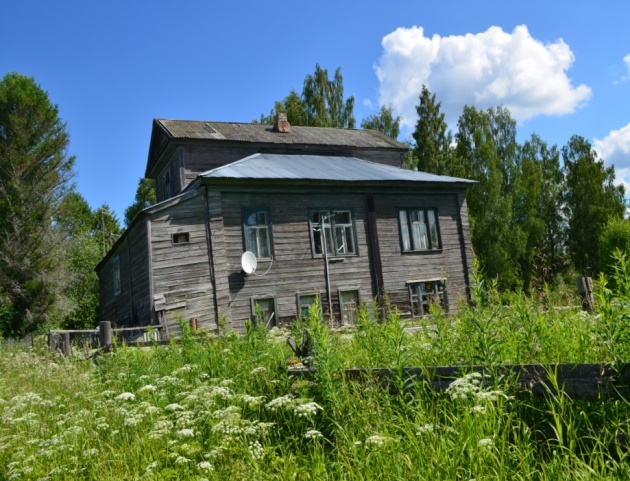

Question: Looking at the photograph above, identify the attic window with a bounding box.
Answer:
[172,232,190,244]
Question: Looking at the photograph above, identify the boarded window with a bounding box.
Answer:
[309,209,357,257]
[399,208,441,251]
[408,280,447,317]
[243,208,273,259]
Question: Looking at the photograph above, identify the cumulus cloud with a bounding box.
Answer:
[594,123,630,193]
[375,25,592,127]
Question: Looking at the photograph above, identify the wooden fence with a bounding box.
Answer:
[48,321,168,357]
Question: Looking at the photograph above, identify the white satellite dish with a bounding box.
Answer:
[241,251,257,275]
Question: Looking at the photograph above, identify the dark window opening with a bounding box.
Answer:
[172,232,190,244]
[251,297,276,328]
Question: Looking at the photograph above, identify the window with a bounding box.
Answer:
[297,293,320,319]
[408,280,448,317]
[251,297,276,328]
[172,232,190,244]
[339,289,360,325]
[309,209,357,257]
[399,208,440,251]
[243,208,273,259]
[113,255,121,296]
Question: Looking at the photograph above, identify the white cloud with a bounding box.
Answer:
[363,98,374,110]
[594,123,630,194]
[375,25,592,127]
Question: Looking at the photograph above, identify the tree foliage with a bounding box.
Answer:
[0,73,75,337]
[360,105,401,140]
[411,85,453,174]
[124,177,156,227]
[562,135,626,275]
[257,65,355,129]
[599,219,630,278]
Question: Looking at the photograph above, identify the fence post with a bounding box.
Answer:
[576,276,594,313]
[62,331,71,358]
[99,321,112,350]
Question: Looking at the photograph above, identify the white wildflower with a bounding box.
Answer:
[416,424,435,434]
[248,440,264,460]
[470,405,487,415]
[165,403,184,411]
[265,394,294,411]
[137,385,156,394]
[197,461,214,473]
[175,455,190,465]
[293,401,323,418]
[145,461,158,473]
[365,435,397,447]
[478,438,494,449]
[304,430,323,439]
[177,428,195,438]
[250,366,267,375]
[116,392,136,402]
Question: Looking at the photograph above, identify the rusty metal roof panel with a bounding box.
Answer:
[156,119,407,150]
[198,153,474,184]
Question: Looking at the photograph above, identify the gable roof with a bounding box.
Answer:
[146,119,408,177]
[195,153,474,185]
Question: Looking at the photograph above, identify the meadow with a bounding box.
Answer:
[1,263,630,480]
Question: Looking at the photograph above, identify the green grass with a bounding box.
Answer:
[2,263,630,480]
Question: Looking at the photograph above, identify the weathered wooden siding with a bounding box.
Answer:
[176,144,405,194]
[375,191,472,315]
[217,190,374,332]
[149,193,215,335]
[98,220,151,326]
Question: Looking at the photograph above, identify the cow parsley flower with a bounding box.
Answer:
[304,430,323,439]
[116,392,136,402]
[293,402,323,418]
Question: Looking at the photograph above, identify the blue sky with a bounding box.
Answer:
[2,1,630,220]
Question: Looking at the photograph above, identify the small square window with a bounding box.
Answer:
[172,232,190,244]
[408,280,448,317]
[251,297,276,328]
[399,208,441,252]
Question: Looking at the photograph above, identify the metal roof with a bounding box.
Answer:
[198,153,475,184]
[155,119,407,150]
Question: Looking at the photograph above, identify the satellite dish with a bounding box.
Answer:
[241,251,257,275]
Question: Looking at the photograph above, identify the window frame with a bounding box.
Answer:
[112,255,121,297]
[250,296,277,328]
[242,207,274,260]
[296,292,321,319]
[398,208,442,252]
[308,208,358,258]
[338,288,360,325]
[407,279,448,317]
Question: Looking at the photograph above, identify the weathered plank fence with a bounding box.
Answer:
[289,363,630,401]
[48,321,167,357]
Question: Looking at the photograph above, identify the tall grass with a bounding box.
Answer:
[1,260,629,479]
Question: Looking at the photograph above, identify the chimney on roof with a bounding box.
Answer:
[273,113,291,133]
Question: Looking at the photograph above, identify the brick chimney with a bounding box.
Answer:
[273,113,291,133]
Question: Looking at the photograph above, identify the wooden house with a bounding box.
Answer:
[96,115,475,335]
